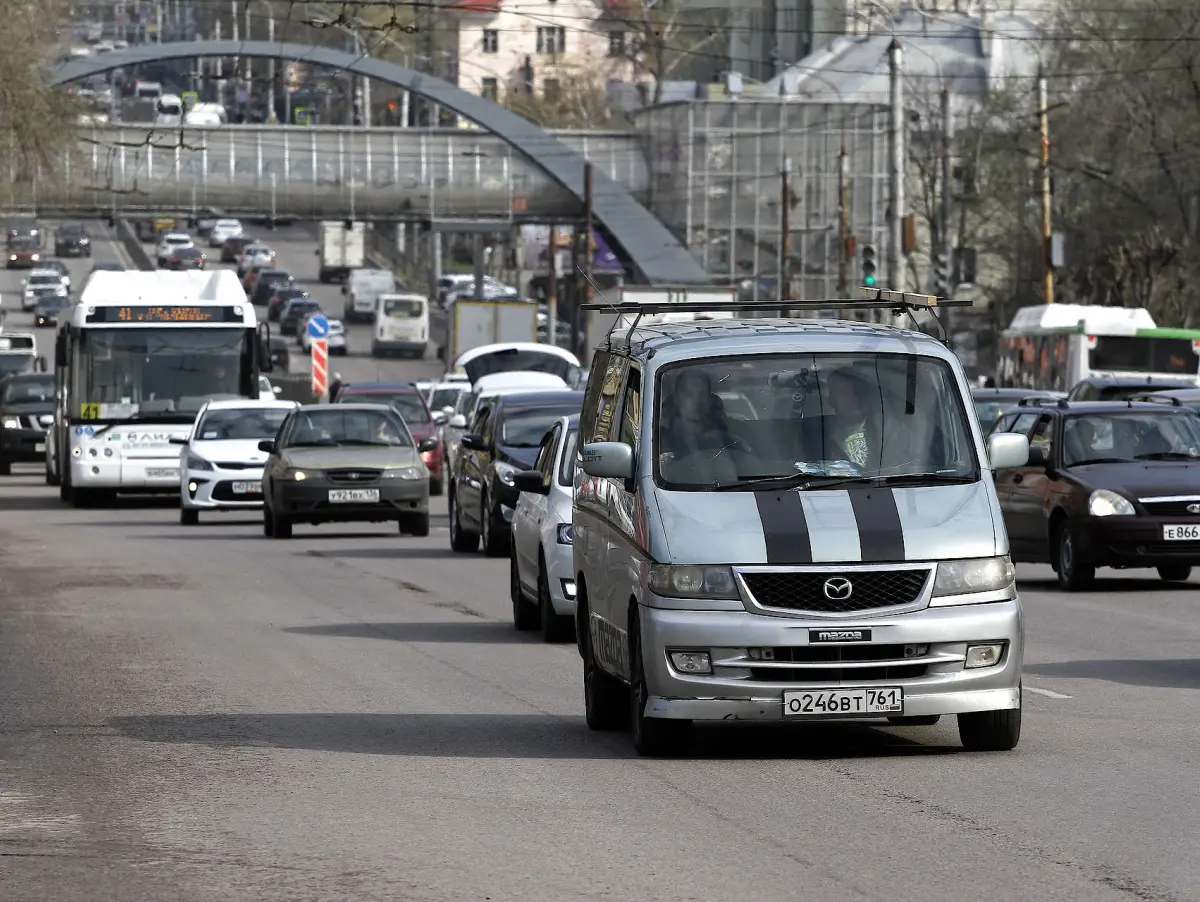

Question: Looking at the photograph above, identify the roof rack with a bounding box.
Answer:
[1133,393,1183,406]
[581,288,973,346]
[1017,396,1070,409]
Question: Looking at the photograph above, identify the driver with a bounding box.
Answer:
[828,367,877,468]
[374,415,401,444]
[658,369,742,484]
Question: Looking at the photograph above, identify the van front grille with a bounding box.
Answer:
[740,569,930,614]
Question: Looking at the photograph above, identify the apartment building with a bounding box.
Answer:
[448,0,637,103]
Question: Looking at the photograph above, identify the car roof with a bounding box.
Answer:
[1133,388,1200,399]
[1041,401,1200,415]
[298,402,399,413]
[972,388,1057,398]
[429,381,469,390]
[342,382,420,392]
[202,398,298,411]
[163,232,190,240]
[496,390,585,409]
[605,317,952,365]
[1078,375,1195,387]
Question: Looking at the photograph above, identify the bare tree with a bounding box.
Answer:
[503,64,618,129]
[0,0,76,176]
[602,0,722,104]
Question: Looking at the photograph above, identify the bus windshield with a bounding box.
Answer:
[72,328,253,419]
[1090,336,1198,376]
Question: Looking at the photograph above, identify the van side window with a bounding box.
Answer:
[618,368,641,448]
[579,351,610,441]
[590,355,629,443]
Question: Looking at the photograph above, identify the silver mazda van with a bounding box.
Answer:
[572,300,1031,756]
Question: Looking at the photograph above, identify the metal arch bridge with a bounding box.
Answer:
[46,40,711,286]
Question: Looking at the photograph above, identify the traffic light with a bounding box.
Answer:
[861,244,878,287]
[932,249,951,296]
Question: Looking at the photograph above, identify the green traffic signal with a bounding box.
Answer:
[863,274,877,287]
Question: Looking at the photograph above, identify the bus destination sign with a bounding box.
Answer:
[86,305,244,324]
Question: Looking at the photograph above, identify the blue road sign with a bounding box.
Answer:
[306,314,330,340]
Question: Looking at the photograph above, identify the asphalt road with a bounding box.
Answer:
[2,223,1199,901]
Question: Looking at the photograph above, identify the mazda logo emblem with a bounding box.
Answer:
[823,577,853,600]
[1189,503,1200,514]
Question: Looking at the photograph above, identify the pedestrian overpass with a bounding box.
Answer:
[43,40,710,285]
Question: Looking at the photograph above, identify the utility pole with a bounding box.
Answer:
[1037,68,1055,304]
[546,226,558,347]
[779,156,791,310]
[940,85,954,341]
[887,38,905,294]
[581,162,595,359]
[267,16,277,124]
[837,142,849,296]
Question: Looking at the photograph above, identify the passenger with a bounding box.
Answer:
[1065,419,1097,463]
[827,367,878,468]
[374,415,402,444]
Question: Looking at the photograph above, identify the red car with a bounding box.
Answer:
[331,383,445,495]
[6,237,42,269]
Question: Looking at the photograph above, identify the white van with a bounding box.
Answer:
[343,268,396,323]
[155,93,183,127]
[135,81,163,101]
[372,293,429,359]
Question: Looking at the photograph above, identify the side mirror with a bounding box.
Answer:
[987,433,1030,470]
[448,414,467,429]
[258,439,276,454]
[580,441,634,479]
[513,469,550,495]
[168,436,188,445]
[272,385,282,396]
[432,411,447,425]
[441,405,455,417]
[460,433,487,452]
[417,436,438,453]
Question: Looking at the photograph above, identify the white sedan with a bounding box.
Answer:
[156,232,193,266]
[297,315,347,355]
[209,219,244,247]
[509,414,578,642]
[172,398,298,525]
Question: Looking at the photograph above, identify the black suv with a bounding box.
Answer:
[450,390,584,556]
[990,397,1200,589]
[0,373,54,476]
[250,270,294,306]
[1066,375,1195,401]
[55,222,91,257]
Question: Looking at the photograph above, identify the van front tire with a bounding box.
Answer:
[958,691,1021,752]
[629,618,690,756]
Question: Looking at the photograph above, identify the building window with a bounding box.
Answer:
[536,26,566,54]
[482,29,499,53]
[481,78,499,102]
[608,31,625,57]
[543,78,561,102]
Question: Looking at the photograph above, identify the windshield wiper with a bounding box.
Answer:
[711,473,872,492]
[868,473,975,486]
[1134,451,1200,461]
[334,439,394,446]
[287,439,337,447]
[1068,457,1133,466]
[91,410,193,436]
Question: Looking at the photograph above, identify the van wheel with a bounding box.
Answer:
[448,488,479,553]
[510,549,538,631]
[958,687,1022,752]
[629,620,690,757]
[1157,564,1192,582]
[1052,521,1094,591]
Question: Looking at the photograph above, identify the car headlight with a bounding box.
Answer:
[930,556,1016,602]
[494,460,518,486]
[647,564,738,600]
[2,417,20,429]
[283,468,311,481]
[186,451,213,471]
[383,466,423,480]
[1089,489,1135,517]
[556,523,573,545]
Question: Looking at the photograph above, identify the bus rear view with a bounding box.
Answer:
[51,270,272,506]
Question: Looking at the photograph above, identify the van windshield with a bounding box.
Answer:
[654,354,978,490]
[383,298,424,318]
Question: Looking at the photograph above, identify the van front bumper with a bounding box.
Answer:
[639,597,1023,721]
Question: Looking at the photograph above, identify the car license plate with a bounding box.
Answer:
[1163,524,1200,541]
[328,488,379,503]
[232,481,261,494]
[783,687,903,717]
[147,468,178,479]
[34,442,45,452]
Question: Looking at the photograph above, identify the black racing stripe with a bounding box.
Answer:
[754,491,812,564]
[848,488,906,562]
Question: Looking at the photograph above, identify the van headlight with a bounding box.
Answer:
[930,556,1016,603]
[648,564,738,600]
[1089,489,1135,517]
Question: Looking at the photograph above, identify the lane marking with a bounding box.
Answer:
[1026,686,1073,700]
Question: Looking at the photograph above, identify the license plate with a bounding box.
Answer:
[328,488,379,503]
[34,442,45,452]
[146,468,178,479]
[783,687,903,717]
[1163,523,1200,541]
[232,481,262,494]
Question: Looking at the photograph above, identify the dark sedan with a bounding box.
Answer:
[992,400,1200,589]
[333,383,446,494]
[0,372,54,475]
[452,390,585,556]
[55,222,92,257]
[250,270,294,306]
[260,404,436,538]
[163,245,206,270]
[972,387,1063,432]
[279,298,322,336]
[269,337,290,373]
[6,237,42,269]
[221,234,256,263]
[267,287,309,323]
[33,294,70,328]
[1066,375,1196,402]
